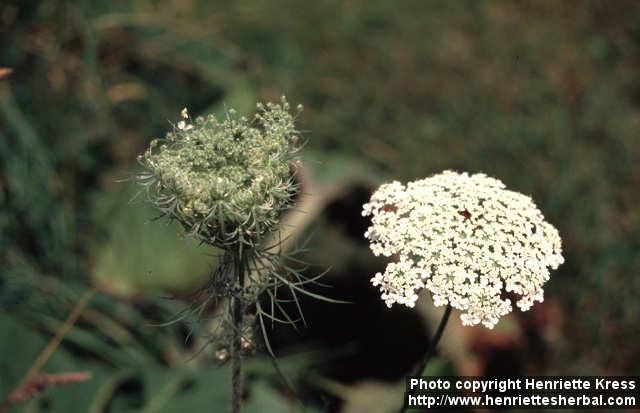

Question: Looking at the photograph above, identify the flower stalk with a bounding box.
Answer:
[399,304,452,413]
[415,304,451,380]
[230,248,246,413]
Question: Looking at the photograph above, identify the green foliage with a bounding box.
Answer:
[90,181,212,295]
[0,311,308,412]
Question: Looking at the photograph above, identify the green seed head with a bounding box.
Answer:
[138,96,302,248]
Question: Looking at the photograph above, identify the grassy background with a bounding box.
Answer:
[1,0,639,412]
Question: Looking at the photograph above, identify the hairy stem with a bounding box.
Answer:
[230,249,245,413]
[399,304,452,413]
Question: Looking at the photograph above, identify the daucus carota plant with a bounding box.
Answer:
[139,100,302,248]
[362,171,564,411]
[363,170,564,328]
[137,97,328,412]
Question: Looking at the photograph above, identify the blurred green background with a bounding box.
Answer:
[1,0,639,412]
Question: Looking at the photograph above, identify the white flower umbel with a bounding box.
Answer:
[363,170,564,328]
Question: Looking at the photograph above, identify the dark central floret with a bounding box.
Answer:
[458,209,472,221]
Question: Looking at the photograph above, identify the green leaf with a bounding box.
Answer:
[140,367,230,413]
[89,180,215,296]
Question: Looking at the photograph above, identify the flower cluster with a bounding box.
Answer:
[138,97,302,248]
[362,171,564,328]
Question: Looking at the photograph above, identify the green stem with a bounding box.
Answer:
[231,249,245,413]
[415,304,452,377]
[399,304,452,413]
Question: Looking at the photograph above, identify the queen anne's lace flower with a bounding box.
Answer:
[138,97,302,248]
[362,170,564,328]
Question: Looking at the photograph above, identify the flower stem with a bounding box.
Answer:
[231,249,245,413]
[415,304,452,377]
[399,304,452,413]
